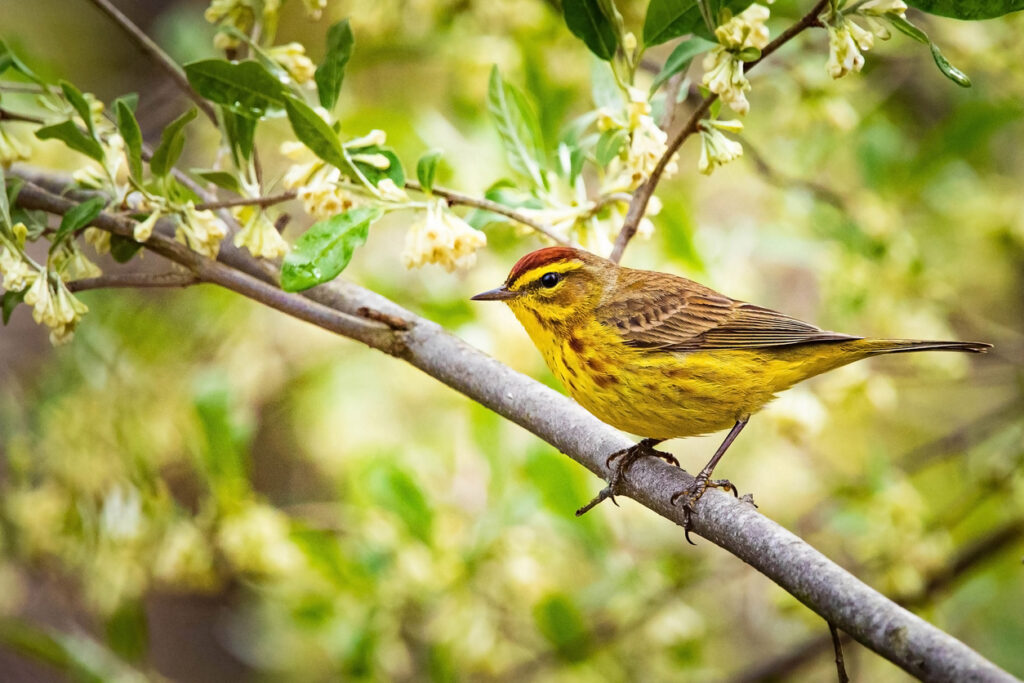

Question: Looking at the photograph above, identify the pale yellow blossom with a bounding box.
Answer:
[0,240,37,292]
[177,202,227,257]
[0,126,30,167]
[268,42,316,84]
[824,1,906,79]
[698,121,744,175]
[402,199,487,272]
[701,4,771,115]
[826,24,866,79]
[232,205,289,259]
[134,209,161,242]
[23,273,89,344]
[84,227,111,255]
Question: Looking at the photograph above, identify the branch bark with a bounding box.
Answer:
[9,175,1018,682]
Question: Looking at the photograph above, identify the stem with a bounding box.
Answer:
[85,0,217,123]
[610,0,829,263]
[68,271,199,292]
[194,191,297,212]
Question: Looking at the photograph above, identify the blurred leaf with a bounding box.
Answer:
[907,0,1024,19]
[367,462,433,543]
[105,600,147,663]
[644,0,751,44]
[150,107,198,177]
[184,59,287,116]
[590,57,622,112]
[2,289,25,325]
[109,234,143,263]
[315,19,355,110]
[281,207,383,292]
[53,196,105,246]
[0,39,45,84]
[35,121,105,163]
[595,128,627,166]
[111,92,138,113]
[561,0,618,60]
[0,165,12,229]
[115,99,143,180]
[466,180,545,228]
[193,373,251,502]
[533,594,591,661]
[284,97,358,178]
[650,36,716,93]
[190,169,242,194]
[416,149,442,193]
[487,67,547,190]
[59,80,96,138]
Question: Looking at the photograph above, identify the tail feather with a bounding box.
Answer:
[861,339,992,355]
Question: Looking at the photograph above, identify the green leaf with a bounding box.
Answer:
[115,99,144,180]
[315,19,355,110]
[644,0,750,45]
[0,39,45,85]
[590,58,622,111]
[193,372,251,502]
[35,121,105,162]
[183,59,287,117]
[54,197,105,244]
[191,169,242,194]
[906,0,1024,19]
[416,149,442,193]
[930,43,972,87]
[366,462,433,543]
[595,128,627,166]
[105,600,147,663]
[561,0,618,61]
[2,289,26,325]
[111,93,138,113]
[281,207,383,292]
[350,145,405,188]
[109,234,143,263]
[149,107,197,177]
[0,165,12,230]
[651,36,715,93]
[887,13,930,43]
[487,67,546,190]
[59,80,96,138]
[222,109,257,163]
[284,97,358,177]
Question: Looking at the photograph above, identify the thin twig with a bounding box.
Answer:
[405,180,569,245]
[829,622,851,683]
[85,0,217,122]
[610,0,829,263]
[194,191,297,212]
[68,271,199,292]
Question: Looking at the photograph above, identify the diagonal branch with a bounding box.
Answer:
[12,176,1018,683]
[610,0,829,263]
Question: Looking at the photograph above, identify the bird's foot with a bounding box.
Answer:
[575,439,677,516]
[670,474,738,545]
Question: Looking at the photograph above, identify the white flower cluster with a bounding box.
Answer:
[401,199,487,272]
[232,204,289,259]
[697,119,744,175]
[176,202,229,258]
[601,87,678,193]
[268,42,316,84]
[824,0,907,79]
[702,4,772,116]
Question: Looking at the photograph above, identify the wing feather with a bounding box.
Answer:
[597,269,859,351]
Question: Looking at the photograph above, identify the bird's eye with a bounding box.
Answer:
[540,272,561,288]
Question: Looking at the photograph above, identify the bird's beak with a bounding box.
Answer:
[471,287,515,302]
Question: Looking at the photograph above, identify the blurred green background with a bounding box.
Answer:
[1,0,1023,680]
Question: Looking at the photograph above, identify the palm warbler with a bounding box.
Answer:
[472,247,990,534]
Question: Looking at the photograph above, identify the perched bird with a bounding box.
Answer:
[472,246,990,537]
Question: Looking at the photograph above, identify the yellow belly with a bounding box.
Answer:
[519,316,869,440]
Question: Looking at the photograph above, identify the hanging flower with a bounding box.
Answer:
[697,119,744,175]
[0,125,30,167]
[823,0,907,79]
[176,202,227,258]
[232,205,289,259]
[268,42,316,84]
[23,273,89,344]
[401,199,487,272]
[701,4,771,115]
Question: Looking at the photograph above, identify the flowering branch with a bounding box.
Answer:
[609,0,829,263]
[67,271,199,292]
[8,174,1016,682]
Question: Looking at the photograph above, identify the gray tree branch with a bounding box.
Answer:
[10,177,1019,683]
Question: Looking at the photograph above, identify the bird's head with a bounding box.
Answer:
[471,247,611,325]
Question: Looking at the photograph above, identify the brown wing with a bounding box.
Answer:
[596,269,858,351]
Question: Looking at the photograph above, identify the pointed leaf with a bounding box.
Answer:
[110,234,143,263]
[283,97,358,178]
[59,80,96,138]
[191,169,242,194]
[416,149,442,193]
[650,36,716,93]
[35,121,105,162]
[906,0,1024,19]
[350,145,405,188]
[644,0,751,45]
[315,19,355,110]
[0,39,45,85]
[887,13,930,43]
[2,289,26,325]
[562,0,618,61]
[222,109,257,162]
[0,165,12,230]
[184,59,288,117]
[487,67,546,189]
[930,43,971,87]
[53,196,105,245]
[150,107,197,177]
[281,207,383,292]
[115,99,144,180]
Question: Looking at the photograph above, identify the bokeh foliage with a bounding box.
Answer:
[1,0,1023,680]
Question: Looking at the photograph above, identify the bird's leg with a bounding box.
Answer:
[671,417,749,544]
[575,438,677,516]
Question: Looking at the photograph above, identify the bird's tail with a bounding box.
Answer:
[858,339,992,355]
